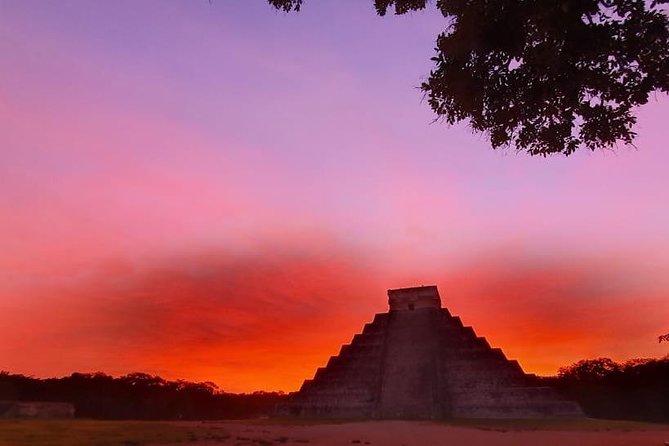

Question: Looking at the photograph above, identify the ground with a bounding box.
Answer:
[1,418,668,446]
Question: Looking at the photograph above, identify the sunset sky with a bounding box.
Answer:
[1,0,668,393]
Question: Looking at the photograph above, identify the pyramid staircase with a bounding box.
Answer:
[275,286,583,419]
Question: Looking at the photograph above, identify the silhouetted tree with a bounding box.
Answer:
[546,356,669,422]
[660,333,669,343]
[0,371,285,420]
[557,357,621,381]
[268,0,669,156]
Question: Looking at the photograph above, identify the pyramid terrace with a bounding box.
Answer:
[276,286,583,419]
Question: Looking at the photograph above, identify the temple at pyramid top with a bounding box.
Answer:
[387,285,441,311]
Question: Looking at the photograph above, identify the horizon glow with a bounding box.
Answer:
[1,0,668,392]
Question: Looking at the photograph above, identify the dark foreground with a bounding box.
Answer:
[1,418,669,446]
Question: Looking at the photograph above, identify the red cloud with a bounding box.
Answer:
[0,244,384,392]
[440,253,668,375]
[1,244,666,392]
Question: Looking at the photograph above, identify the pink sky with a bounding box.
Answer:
[1,0,668,392]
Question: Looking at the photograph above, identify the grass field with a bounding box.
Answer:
[0,420,230,446]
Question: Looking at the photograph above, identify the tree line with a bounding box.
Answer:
[0,371,284,420]
[1,356,668,421]
[538,356,669,422]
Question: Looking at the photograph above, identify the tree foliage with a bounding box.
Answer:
[660,333,669,343]
[557,357,621,381]
[547,356,669,422]
[268,0,669,156]
[0,371,285,420]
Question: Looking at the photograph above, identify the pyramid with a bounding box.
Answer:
[275,286,583,419]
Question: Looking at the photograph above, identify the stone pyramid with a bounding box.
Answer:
[276,286,583,419]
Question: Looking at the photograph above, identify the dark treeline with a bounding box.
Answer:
[0,371,285,420]
[2,357,668,421]
[538,356,669,423]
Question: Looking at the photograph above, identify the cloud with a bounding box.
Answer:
[440,250,668,374]
[0,242,384,392]
[1,242,666,391]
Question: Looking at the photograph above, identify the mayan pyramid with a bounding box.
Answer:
[276,286,583,418]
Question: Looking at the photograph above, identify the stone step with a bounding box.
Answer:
[315,373,380,382]
[362,320,388,335]
[311,368,381,381]
[371,313,390,324]
[336,348,383,362]
[339,343,384,355]
[443,316,464,328]
[454,326,476,338]
[440,347,508,361]
[442,359,519,372]
[298,394,371,404]
[303,388,375,398]
[299,379,314,391]
[347,342,385,351]
[292,402,375,418]
[438,332,482,345]
[351,332,386,343]
[453,400,584,418]
[314,371,381,385]
[441,357,524,374]
[449,387,564,406]
[326,356,383,369]
[439,347,491,358]
[441,371,527,387]
[313,368,382,383]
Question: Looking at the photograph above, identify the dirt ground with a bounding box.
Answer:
[173,419,669,446]
[2,418,668,446]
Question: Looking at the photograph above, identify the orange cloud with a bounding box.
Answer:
[1,244,666,392]
[0,244,384,392]
[439,252,668,375]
